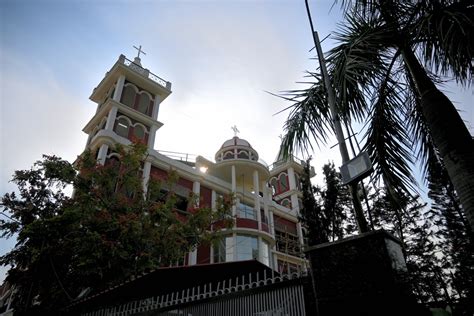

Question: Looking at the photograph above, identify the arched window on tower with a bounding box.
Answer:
[281,198,291,209]
[137,93,150,114]
[278,173,289,192]
[115,117,130,138]
[121,85,136,108]
[133,124,146,141]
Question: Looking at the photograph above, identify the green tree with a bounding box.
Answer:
[368,189,447,302]
[426,153,473,315]
[299,161,356,246]
[370,180,473,315]
[299,159,328,245]
[0,142,232,314]
[280,0,474,230]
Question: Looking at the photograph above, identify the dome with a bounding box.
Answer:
[220,136,253,149]
[215,136,259,162]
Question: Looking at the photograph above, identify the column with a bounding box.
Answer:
[258,236,264,263]
[290,194,300,214]
[85,133,93,148]
[142,161,152,196]
[97,144,109,165]
[210,243,215,264]
[228,233,236,262]
[188,249,197,265]
[296,222,304,248]
[147,125,158,149]
[152,94,164,120]
[273,247,279,271]
[269,210,276,236]
[262,183,270,231]
[193,181,201,207]
[231,165,236,217]
[112,75,126,102]
[253,170,261,230]
[287,167,297,190]
[211,190,217,211]
[105,106,118,131]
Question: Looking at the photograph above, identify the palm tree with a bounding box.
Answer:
[280,1,474,230]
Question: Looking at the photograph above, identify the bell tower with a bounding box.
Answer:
[82,48,172,164]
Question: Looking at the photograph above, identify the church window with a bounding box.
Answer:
[281,199,291,209]
[121,85,136,107]
[237,202,257,220]
[137,93,150,114]
[260,209,268,224]
[235,235,258,261]
[278,173,289,192]
[213,236,234,263]
[237,151,249,159]
[223,151,234,160]
[115,117,130,138]
[133,124,145,140]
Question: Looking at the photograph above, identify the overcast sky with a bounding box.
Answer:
[0,0,472,282]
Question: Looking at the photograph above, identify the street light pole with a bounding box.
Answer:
[304,0,369,233]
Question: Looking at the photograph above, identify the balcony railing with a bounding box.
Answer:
[269,154,306,171]
[119,55,172,90]
[157,150,198,164]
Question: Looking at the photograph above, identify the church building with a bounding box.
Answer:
[81,52,314,274]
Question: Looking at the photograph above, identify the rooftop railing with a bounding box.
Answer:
[118,55,172,90]
[269,154,307,171]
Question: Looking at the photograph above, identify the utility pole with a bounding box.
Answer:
[304,0,369,233]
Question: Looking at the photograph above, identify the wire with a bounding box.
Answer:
[0,212,20,224]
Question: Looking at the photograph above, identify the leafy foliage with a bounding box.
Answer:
[426,154,473,314]
[368,174,473,314]
[299,161,356,246]
[0,142,232,314]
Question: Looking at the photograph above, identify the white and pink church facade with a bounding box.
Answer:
[82,53,314,274]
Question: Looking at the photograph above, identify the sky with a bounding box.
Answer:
[0,0,472,283]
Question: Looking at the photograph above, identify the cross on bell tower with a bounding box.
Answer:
[132,44,146,66]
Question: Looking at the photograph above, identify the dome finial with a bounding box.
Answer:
[231,125,240,137]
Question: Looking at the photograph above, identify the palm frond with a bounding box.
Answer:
[327,12,394,121]
[337,0,381,18]
[413,1,473,84]
[279,74,332,158]
[363,74,417,196]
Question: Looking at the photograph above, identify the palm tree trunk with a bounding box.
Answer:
[402,47,474,232]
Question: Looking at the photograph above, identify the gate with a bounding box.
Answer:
[81,270,308,316]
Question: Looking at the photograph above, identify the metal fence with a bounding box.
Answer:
[80,270,307,316]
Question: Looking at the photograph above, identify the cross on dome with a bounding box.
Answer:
[231,125,240,137]
[133,45,146,58]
